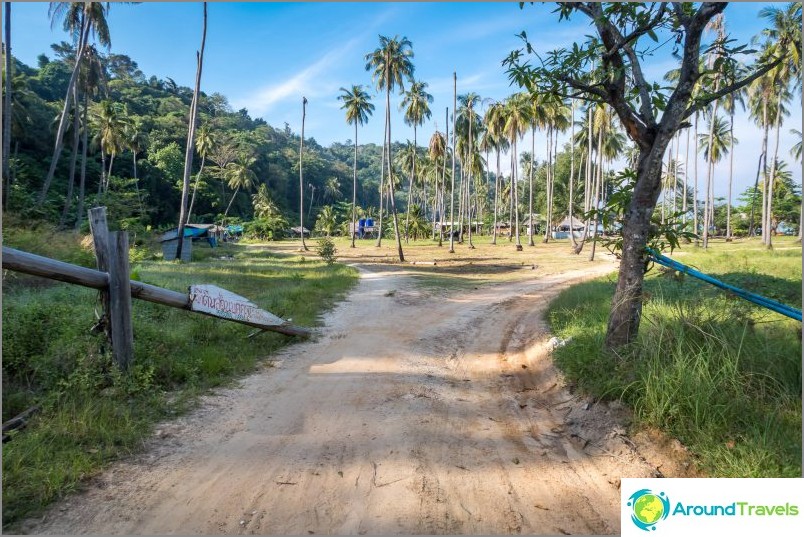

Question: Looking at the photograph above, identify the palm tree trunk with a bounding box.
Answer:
[589,125,603,261]
[38,13,90,207]
[449,75,457,253]
[133,149,144,219]
[187,155,205,222]
[106,153,115,190]
[467,105,474,249]
[376,100,388,247]
[404,126,416,244]
[569,99,577,248]
[528,126,535,246]
[59,85,81,229]
[693,112,699,243]
[75,92,89,232]
[438,107,448,247]
[683,126,689,224]
[299,96,308,251]
[760,103,769,244]
[766,100,782,249]
[385,86,404,262]
[223,185,240,221]
[98,148,106,197]
[726,110,734,241]
[673,131,680,214]
[492,148,500,245]
[748,126,767,238]
[2,1,12,201]
[351,122,358,248]
[177,2,207,261]
[513,137,522,250]
[702,100,719,249]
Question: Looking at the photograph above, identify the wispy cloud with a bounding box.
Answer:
[233,38,359,117]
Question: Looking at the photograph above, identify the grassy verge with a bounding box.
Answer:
[547,237,802,477]
[2,232,358,527]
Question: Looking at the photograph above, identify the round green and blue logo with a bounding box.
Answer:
[628,489,671,531]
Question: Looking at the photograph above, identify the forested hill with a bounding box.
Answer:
[5,46,406,232]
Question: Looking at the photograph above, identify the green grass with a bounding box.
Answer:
[2,233,358,528]
[547,237,802,477]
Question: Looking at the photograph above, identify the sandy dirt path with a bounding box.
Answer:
[21,262,671,535]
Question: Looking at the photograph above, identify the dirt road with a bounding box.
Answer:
[22,262,672,535]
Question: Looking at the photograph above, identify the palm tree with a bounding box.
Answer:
[39,1,112,207]
[187,123,215,222]
[757,3,801,249]
[483,101,507,245]
[698,115,734,248]
[428,127,447,245]
[338,84,374,247]
[299,96,309,251]
[222,154,256,221]
[323,176,343,203]
[252,183,279,218]
[365,34,414,262]
[502,93,531,250]
[74,43,104,232]
[91,99,128,193]
[456,92,482,247]
[400,80,433,243]
[314,205,337,237]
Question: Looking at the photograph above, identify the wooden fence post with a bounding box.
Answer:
[108,231,134,370]
[88,207,111,340]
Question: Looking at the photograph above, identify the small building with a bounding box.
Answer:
[552,216,586,239]
[160,224,221,261]
[289,226,311,238]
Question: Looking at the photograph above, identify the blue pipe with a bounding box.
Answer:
[646,248,802,322]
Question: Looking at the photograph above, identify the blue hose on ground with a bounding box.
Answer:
[646,248,802,322]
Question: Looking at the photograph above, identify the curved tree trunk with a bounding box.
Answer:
[38,15,90,207]
[385,87,404,262]
[187,155,205,223]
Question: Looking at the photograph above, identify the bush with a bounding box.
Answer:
[243,215,288,241]
[317,237,337,265]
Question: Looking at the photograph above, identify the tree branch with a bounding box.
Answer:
[683,55,785,120]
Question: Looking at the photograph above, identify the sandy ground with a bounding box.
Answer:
[20,261,687,535]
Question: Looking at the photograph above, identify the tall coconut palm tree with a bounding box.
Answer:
[456,92,482,247]
[483,101,508,245]
[365,34,414,262]
[338,84,374,247]
[698,115,734,248]
[187,123,215,222]
[791,129,803,241]
[91,99,128,193]
[223,154,256,221]
[428,127,447,245]
[39,1,112,207]
[400,80,432,243]
[502,93,530,251]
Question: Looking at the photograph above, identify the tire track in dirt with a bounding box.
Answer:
[20,260,674,535]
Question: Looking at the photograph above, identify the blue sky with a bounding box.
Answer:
[9,1,802,196]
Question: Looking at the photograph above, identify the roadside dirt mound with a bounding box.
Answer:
[20,262,685,535]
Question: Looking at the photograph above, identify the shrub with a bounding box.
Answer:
[316,237,337,265]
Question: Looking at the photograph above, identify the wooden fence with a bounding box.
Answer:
[2,207,310,371]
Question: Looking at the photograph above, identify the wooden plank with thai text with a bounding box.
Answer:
[189,285,287,328]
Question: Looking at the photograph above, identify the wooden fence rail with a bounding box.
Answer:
[2,246,312,339]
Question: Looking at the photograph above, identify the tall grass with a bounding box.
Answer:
[2,233,358,527]
[548,239,802,477]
